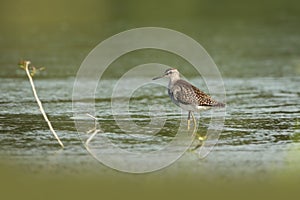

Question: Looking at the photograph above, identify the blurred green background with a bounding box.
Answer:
[1,0,300,199]
[0,0,300,77]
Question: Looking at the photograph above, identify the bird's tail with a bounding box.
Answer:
[213,102,225,107]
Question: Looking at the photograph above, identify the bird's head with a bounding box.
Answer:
[152,68,180,80]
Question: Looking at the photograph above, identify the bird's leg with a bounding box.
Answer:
[187,111,191,130]
[191,111,197,128]
[191,112,206,141]
[190,111,197,137]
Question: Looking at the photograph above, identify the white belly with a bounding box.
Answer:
[178,103,211,112]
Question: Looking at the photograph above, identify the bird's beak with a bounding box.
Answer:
[152,75,165,80]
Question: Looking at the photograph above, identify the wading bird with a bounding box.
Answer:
[153,68,225,130]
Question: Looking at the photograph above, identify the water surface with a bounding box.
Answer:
[0,75,299,179]
[0,0,300,180]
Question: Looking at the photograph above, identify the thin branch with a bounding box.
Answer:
[86,129,101,147]
[23,61,64,148]
[85,113,102,147]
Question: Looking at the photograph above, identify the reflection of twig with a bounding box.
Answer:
[85,113,102,147]
[21,61,64,148]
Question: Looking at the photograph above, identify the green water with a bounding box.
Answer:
[0,0,300,181]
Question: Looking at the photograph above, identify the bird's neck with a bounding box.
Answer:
[168,76,180,88]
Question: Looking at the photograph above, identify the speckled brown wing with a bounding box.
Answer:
[172,80,224,107]
[190,84,222,106]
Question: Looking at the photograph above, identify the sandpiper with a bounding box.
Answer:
[153,68,225,129]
